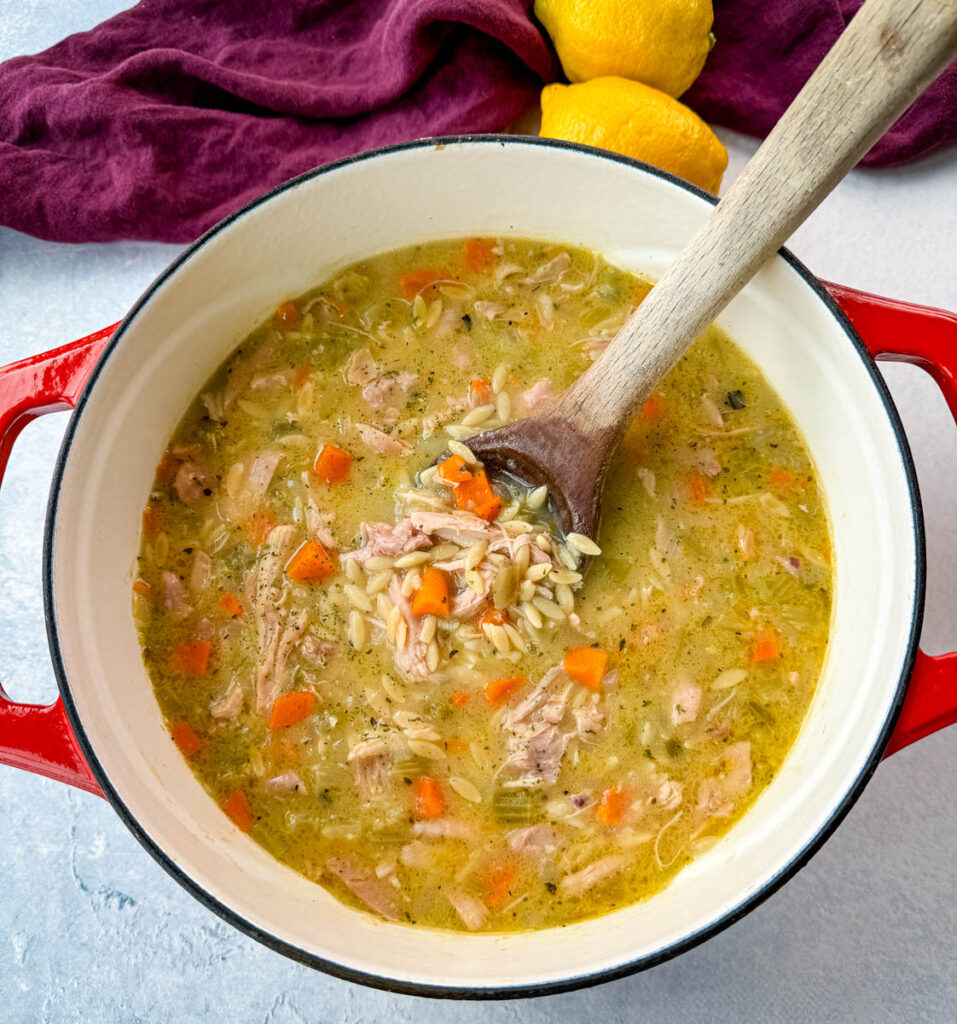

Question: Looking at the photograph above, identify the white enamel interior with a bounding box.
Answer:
[49,140,918,993]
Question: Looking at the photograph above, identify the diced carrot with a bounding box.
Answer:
[171,722,203,757]
[471,495,504,522]
[142,505,160,537]
[285,539,336,582]
[752,629,780,664]
[640,393,663,419]
[479,607,508,628]
[314,443,353,484]
[268,690,317,729]
[435,454,472,486]
[413,776,445,818]
[411,567,450,617]
[485,676,524,708]
[463,238,497,274]
[564,646,608,691]
[245,509,277,546]
[132,580,151,596]
[219,592,243,618]
[399,269,439,300]
[275,300,298,326]
[687,470,708,504]
[222,789,253,832]
[452,468,503,520]
[293,363,313,388]
[452,468,491,507]
[769,469,795,488]
[171,640,212,676]
[445,738,469,754]
[450,692,471,708]
[596,785,629,826]
[155,454,177,481]
[470,377,492,405]
[485,863,518,909]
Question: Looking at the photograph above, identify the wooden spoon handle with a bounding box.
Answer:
[554,0,957,435]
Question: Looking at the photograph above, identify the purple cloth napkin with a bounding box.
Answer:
[0,0,556,243]
[1,0,954,246]
[686,0,957,168]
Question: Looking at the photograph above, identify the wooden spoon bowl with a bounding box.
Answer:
[465,403,611,538]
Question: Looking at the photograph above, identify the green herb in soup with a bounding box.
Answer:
[134,237,832,932]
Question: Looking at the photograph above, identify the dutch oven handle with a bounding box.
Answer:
[0,323,118,797]
[1,293,954,791]
[827,282,957,757]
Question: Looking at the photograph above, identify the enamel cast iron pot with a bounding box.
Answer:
[1,138,956,999]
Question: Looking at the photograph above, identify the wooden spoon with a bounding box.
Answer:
[466,0,957,539]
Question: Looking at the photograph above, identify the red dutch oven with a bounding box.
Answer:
[0,139,955,997]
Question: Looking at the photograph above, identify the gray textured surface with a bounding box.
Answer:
[1,3,956,1021]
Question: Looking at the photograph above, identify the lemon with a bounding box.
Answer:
[535,0,713,98]
[540,77,728,194]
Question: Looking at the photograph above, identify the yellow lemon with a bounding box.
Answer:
[539,77,728,194]
[535,0,713,97]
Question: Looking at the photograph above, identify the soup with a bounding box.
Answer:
[134,237,832,931]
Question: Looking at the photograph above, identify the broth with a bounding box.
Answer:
[134,237,831,931]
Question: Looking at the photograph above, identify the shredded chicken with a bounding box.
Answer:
[210,683,243,720]
[449,582,490,620]
[341,519,431,563]
[222,335,278,411]
[695,448,722,478]
[300,634,335,665]
[168,444,212,505]
[435,306,463,340]
[507,824,564,857]
[696,741,752,817]
[500,665,608,786]
[411,819,476,840]
[387,577,430,681]
[345,348,419,408]
[326,858,400,921]
[265,771,306,793]
[250,370,294,391]
[408,509,493,547]
[518,378,555,413]
[701,393,725,429]
[573,702,605,740]
[305,501,337,549]
[501,668,572,787]
[355,423,413,456]
[671,677,702,726]
[345,347,377,387]
[657,780,684,810]
[348,737,392,800]
[776,555,802,577]
[523,251,570,284]
[473,300,506,321]
[446,890,488,931]
[409,511,550,565]
[190,550,212,593]
[246,451,283,498]
[162,571,191,619]
[559,854,628,897]
[250,525,300,716]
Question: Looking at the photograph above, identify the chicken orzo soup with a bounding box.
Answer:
[135,237,831,931]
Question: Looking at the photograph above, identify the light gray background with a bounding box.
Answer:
[1,3,955,1021]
